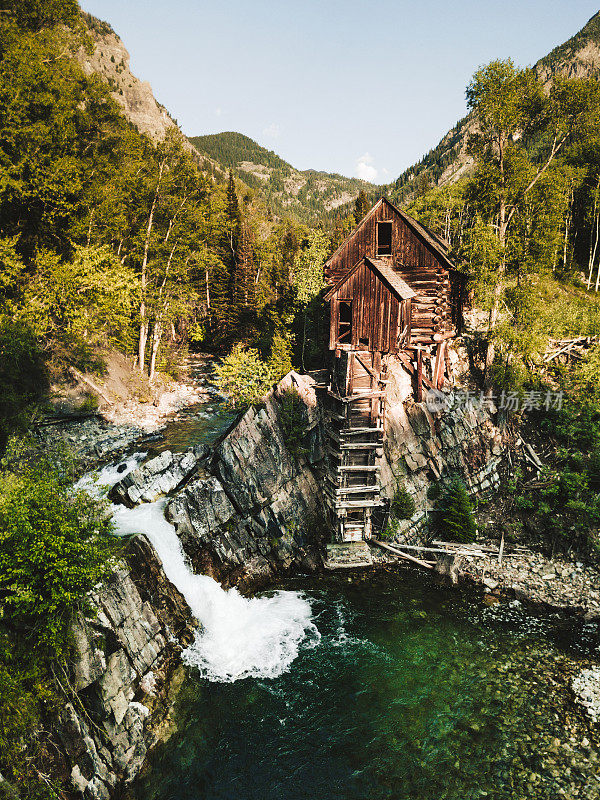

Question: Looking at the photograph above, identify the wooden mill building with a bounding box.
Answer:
[322,197,468,543]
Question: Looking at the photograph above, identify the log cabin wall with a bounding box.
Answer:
[397,264,451,344]
[328,261,411,353]
[326,199,445,284]
[325,198,458,345]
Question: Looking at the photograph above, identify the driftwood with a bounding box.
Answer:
[370,539,434,569]
[69,367,114,406]
[543,336,598,363]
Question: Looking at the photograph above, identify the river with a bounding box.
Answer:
[79,362,600,800]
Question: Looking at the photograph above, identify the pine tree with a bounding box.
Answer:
[435,478,477,543]
[354,190,371,224]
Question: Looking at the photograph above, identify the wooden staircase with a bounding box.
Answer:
[324,350,386,542]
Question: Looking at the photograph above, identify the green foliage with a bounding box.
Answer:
[0,319,48,453]
[390,485,416,520]
[22,245,138,366]
[0,439,117,796]
[268,330,293,382]
[2,0,79,31]
[277,388,308,460]
[292,230,328,306]
[0,443,115,657]
[434,479,477,544]
[354,190,371,224]
[215,344,274,407]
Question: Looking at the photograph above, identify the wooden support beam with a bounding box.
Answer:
[340,442,382,450]
[335,486,380,495]
[338,465,380,472]
[336,500,386,510]
[339,427,383,436]
[416,347,423,402]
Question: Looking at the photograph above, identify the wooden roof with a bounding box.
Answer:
[324,256,416,302]
[325,197,456,273]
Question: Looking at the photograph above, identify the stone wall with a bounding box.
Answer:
[55,537,195,800]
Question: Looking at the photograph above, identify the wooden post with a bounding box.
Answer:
[416,347,423,402]
[433,341,447,389]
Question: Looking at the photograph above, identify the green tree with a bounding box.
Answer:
[354,189,371,224]
[292,230,328,369]
[22,245,138,368]
[215,343,274,407]
[434,478,477,543]
[0,320,48,453]
[0,444,115,657]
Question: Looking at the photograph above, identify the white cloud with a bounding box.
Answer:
[262,122,282,139]
[355,152,378,182]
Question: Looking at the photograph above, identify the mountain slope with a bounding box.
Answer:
[389,11,600,205]
[189,132,378,224]
[76,16,375,224]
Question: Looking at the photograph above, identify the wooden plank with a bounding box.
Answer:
[336,500,385,510]
[338,465,381,472]
[340,427,383,436]
[340,442,382,450]
[335,486,380,495]
[416,347,423,402]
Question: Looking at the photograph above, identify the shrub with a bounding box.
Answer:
[215,344,274,407]
[434,478,477,544]
[0,446,116,657]
[277,388,308,460]
[390,485,416,520]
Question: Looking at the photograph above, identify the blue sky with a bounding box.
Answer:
[79,1,600,183]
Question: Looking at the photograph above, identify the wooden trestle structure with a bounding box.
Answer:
[322,197,469,545]
[324,350,387,542]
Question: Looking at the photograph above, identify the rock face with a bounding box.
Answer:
[167,372,325,589]
[55,537,195,799]
[77,18,174,141]
[110,446,208,506]
[379,354,505,545]
[572,668,600,722]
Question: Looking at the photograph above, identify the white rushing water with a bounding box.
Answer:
[77,458,319,683]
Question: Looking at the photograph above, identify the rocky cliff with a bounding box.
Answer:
[77,15,173,141]
[166,372,325,590]
[56,537,195,800]
[379,351,505,544]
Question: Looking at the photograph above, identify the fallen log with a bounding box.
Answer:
[370,539,434,569]
[69,367,114,406]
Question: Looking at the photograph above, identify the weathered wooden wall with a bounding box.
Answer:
[326,201,443,285]
[328,261,411,353]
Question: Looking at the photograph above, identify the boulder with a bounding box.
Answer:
[110,445,208,506]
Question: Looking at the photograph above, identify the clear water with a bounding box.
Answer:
[133,572,600,800]
[154,358,238,453]
[77,363,600,800]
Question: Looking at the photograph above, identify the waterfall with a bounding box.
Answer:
[77,459,320,683]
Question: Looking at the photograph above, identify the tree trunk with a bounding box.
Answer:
[138,161,165,371]
[149,321,163,383]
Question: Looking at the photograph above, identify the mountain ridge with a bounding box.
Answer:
[387,10,600,204]
[79,9,600,220]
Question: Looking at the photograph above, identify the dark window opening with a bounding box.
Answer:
[338,301,352,343]
[377,221,392,255]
